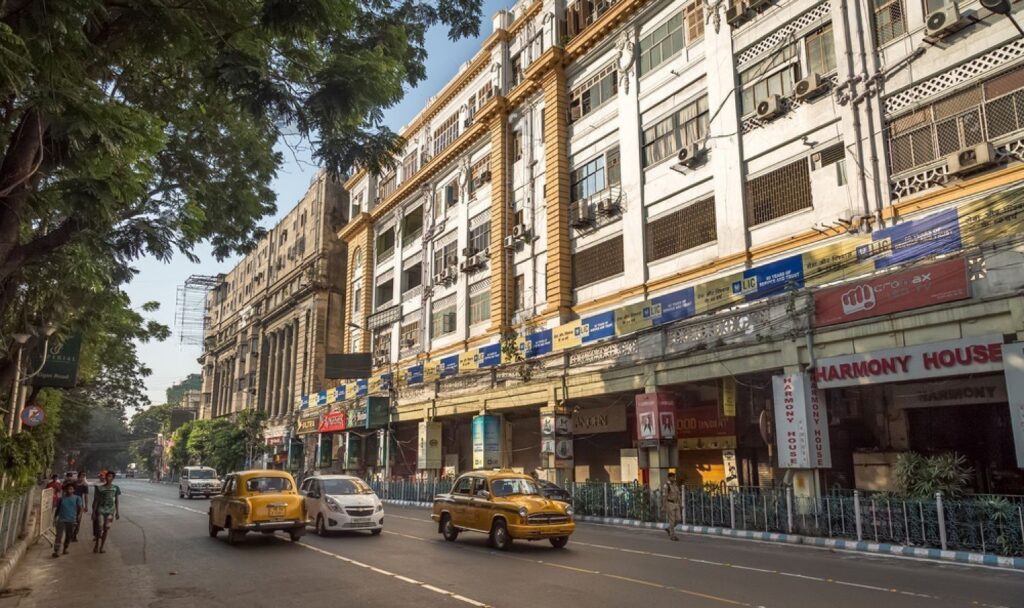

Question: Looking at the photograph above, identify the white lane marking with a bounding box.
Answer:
[135,494,494,608]
[388,513,432,523]
[731,565,777,574]
[832,580,891,592]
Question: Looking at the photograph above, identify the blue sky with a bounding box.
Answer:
[127,1,508,406]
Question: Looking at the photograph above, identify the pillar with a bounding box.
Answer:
[266,332,280,419]
[275,329,287,417]
[282,323,295,415]
[542,68,572,320]
[488,113,510,333]
[615,28,648,288]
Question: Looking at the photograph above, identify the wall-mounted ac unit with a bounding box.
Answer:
[503,235,519,249]
[596,198,621,216]
[756,95,784,121]
[570,204,592,228]
[677,142,704,168]
[794,73,827,101]
[726,3,749,26]
[511,223,529,239]
[926,4,967,39]
[946,142,996,176]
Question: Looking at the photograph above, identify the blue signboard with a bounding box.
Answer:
[406,364,424,385]
[732,255,804,301]
[859,207,961,269]
[526,329,553,358]
[651,286,696,326]
[582,311,615,344]
[440,355,460,378]
[356,379,368,397]
[381,372,393,391]
[300,395,309,410]
[317,390,328,407]
[479,343,501,368]
[472,414,502,469]
[335,385,347,401]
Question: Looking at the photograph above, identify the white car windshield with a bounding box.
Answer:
[321,479,373,495]
[190,470,216,479]
[490,478,540,497]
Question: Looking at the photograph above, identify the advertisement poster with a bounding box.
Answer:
[860,208,962,270]
[802,235,874,288]
[635,392,675,444]
[553,320,583,351]
[356,379,368,397]
[459,350,479,372]
[676,405,735,451]
[472,415,502,469]
[526,329,553,358]
[417,420,443,469]
[722,377,736,417]
[651,287,697,326]
[615,300,658,335]
[30,333,82,388]
[424,361,440,382]
[318,410,348,433]
[582,311,616,344]
[406,364,424,385]
[440,355,460,378]
[479,344,502,367]
[731,255,805,301]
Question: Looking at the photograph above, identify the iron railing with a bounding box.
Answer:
[366,478,1024,557]
[0,488,32,559]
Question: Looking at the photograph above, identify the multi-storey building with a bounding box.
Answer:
[318,0,1024,493]
[199,171,348,471]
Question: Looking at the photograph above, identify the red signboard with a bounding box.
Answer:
[814,257,969,327]
[319,410,348,433]
[266,436,284,446]
[635,392,676,442]
[675,405,736,438]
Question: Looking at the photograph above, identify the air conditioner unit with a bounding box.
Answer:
[463,118,473,128]
[373,356,388,368]
[403,338,416,348]
[794,72,827,101]
[726,4,748,26]
[756,95,784,120]
[480,170,491,182]
[462,247,477,257]
[946,142,996,176]
[926,4,967,39]
[433,271,448,285]
[569,104,582,121]
[748,0,770,9]
[570,204,592,228]
[596,198,621,216]
[504,235,518,249]
[677,142,703,168]
[511,223,528,239]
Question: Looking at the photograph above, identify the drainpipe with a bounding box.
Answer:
[839,0,873,223]
[850,0,888,226]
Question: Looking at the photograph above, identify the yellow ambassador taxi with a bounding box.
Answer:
[431,471,575,550]
[208,470,307,544]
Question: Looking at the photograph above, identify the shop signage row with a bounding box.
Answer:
[572,405,627,434]
[297,189,1023,405]
[891,375,1007,408]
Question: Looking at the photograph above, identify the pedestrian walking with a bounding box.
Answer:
[72,471,89,542]
[53,483,83,557]
[45,475,62,509]
[92,471,121,554]
[662,471,680,541]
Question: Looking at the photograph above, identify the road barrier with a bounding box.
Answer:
[367,479,1024,557]
[0,486,47,590]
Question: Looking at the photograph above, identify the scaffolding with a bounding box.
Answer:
[175,274,222,346]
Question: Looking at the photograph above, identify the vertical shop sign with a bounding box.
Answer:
[417,421,442,470]
[1001,343,1024,468]
[472,415,502,469]
[722,377,737,417]
[772,373,831,468]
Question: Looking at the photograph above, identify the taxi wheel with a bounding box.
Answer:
[489,520,512,551]
[441,514,459,542]
[288,529,303,543]
[316,515,327,536]
[208,518,220,538]
[226,521,243,545]
[549,536,569,549]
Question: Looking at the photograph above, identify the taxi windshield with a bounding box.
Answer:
[245,477,292,493]
[490,478,540,497]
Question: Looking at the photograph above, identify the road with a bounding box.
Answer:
[0,480,1020,608]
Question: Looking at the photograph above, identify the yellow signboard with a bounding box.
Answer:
[615,300,656,335]
[502,336,526,363]
[801,235,873,288]
[722,377,736,417]
[958,191,1024,248]
[694,273,743,314]
[459,350,480,371]
[368,375,382,395]
[326,387,336,403]
[553,320,583,351]
[424,360,440,382]
[679,436,737,451]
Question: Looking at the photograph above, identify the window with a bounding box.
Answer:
[375,227,395,260]
[639,13,685,76]
[434,113,460,156]
[351,193,363,216]
[573,235,624,287]
[373,330,391,357]
[565,0,622,36]
[745,158,813,225]
[452,476,473,494]
[645,198,717,261]
[513,274,525,312]
[444,181,460,208]
[684,1,704,43]
[402,151,419,181]
[469,156,491,193]
[873,0,906,46]
[353,247,364,272]
[375,279,394,308]
[432,296,457,337]
[467,221,490,254]
[468,281,491,325]
[400,321,420,349]
[511,130,523,161]
[642,96,709,166]
[401,206,423,243]
[433,241,458,275]
[245,477,292,493]
[511,54,524,87]
[571,155,605,202]
[403,262,422,292]
[805,25,836,77]
[739,42,797,116]
[379,172,397,201]
[568,64,618,122]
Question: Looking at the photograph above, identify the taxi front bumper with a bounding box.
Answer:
[236,519,306,532]
[507,522,576,539]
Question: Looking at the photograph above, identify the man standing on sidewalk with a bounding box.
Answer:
[72,471,89,541]
[53,483,83,557]
[662,471,680,541]
[92,471,120,554]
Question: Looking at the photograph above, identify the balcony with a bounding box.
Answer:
[565,0,622,39]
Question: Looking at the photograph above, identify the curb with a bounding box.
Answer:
[0,534,38,591]
[379,499,1024,571]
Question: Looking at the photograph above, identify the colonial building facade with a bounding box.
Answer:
[309,0,1024,494]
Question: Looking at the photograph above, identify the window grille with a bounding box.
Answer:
[433,113,460,156]
[805,24,836,77]
[642,96,709,166]
[573,235,624,287]
[685,1,704,43]
[468,221,491,254]
[379,173,397,201]
[400,321,420,349]
[745,159,813,225]
[402,151,419,181]
[645,198,716,261]
[873,0,906,46]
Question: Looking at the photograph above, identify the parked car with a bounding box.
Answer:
[536,480,571,503]
[179,466,222,499]
[208,470,307,544]
[300,475,384,536]
[431,471,575,551]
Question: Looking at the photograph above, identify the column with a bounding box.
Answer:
[488,113,510,333]
[257,333,271,415]
[542,67,572,320]
[275,329,287,417]
[282,324,295,416]
[615,28,648,287]
[266,333,279,419]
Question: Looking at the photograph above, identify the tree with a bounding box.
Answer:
[128,403,174,472]
[166,375,201,407]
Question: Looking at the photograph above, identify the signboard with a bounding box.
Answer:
[615,300,657,335]
[814,335,1005,388]
[731,255,804,301]
[526,329,553,358]
[21,404,44,427]
[722,377,737,417]
[802,235,874,288]
[459,350,480,372]
[266,436,284,446]
[30,333,82,388]
[582,311,615,344]
[424,360,440,382]
[553,320,583,351]
[1000,343,1024,468]
[859,208,961,270]
[723,449,739,487]
[406,364,424,385]
[814,258,969,327]
[651,287,696,326]
[296,412,321,435]
[319,410,348,433]
[572,406,627,434]
[772,373,831,468]
[355,379,368,397]
[317,390,328,407]
[479,344,501,368]
[440,355,459,378]
[417,421,443,469]
[635,392,676,443]
[365,396,390,429]
[676,406,735,438]
[891,376,1007,408]
[472,414,502,469]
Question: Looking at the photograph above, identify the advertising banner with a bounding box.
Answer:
[368,375,381,395]
[802,235,874,288]
[635,392,676,444]
[582,311,616,343]
[335,385,347,401]
[526,329,553,358]
[858,207,961,270]
[319,410,348,433]
[959,191,1024,247]
[424,361,440,382]
[440,355,459,378]
[722,377,737,417]
[30,333,82,388]
[814,258,969,327]
[1000,343,1024,468]
[479,343,501,368]
[553,320,583,351]
[300,395,310,410]
[615,300,657,335]
[356,379,368,397]
[472,415,502,469]
[695,273,744,313]
[406,364,424,385]
[417,420,443,469]
[651,287,696,326]
[317,390,328,407]
[459,350,480,372]
[326,387,336,404]
[814,335,1005,388]
[296,410,322,436]
[772,373,831,468]
[731,255,804,301]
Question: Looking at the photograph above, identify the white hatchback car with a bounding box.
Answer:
[300,475,384,536]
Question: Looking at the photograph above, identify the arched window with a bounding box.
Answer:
[353,246,364,272]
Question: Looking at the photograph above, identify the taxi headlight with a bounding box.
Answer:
[565,507,574,518]
[518,507,529,520]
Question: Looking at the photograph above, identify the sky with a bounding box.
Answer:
[126,1,508,407]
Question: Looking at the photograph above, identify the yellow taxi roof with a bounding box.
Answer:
[233,470,295,481]
[467,469,532,480]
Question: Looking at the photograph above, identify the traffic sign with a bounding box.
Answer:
[21,404,44,427]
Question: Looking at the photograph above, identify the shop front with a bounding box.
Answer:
[317,409,348,474]
[569,397,631,483]
[264,422,289,470]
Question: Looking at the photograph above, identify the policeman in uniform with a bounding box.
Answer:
[662,471,680,541]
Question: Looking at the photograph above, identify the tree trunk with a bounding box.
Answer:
[0,109,47,270]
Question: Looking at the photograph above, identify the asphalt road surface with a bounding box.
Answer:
[0,480,1020,608]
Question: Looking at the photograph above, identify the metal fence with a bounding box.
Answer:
[367,478,1024,557]
[0,488,32,559]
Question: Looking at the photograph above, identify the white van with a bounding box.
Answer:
[179,466,221,499]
